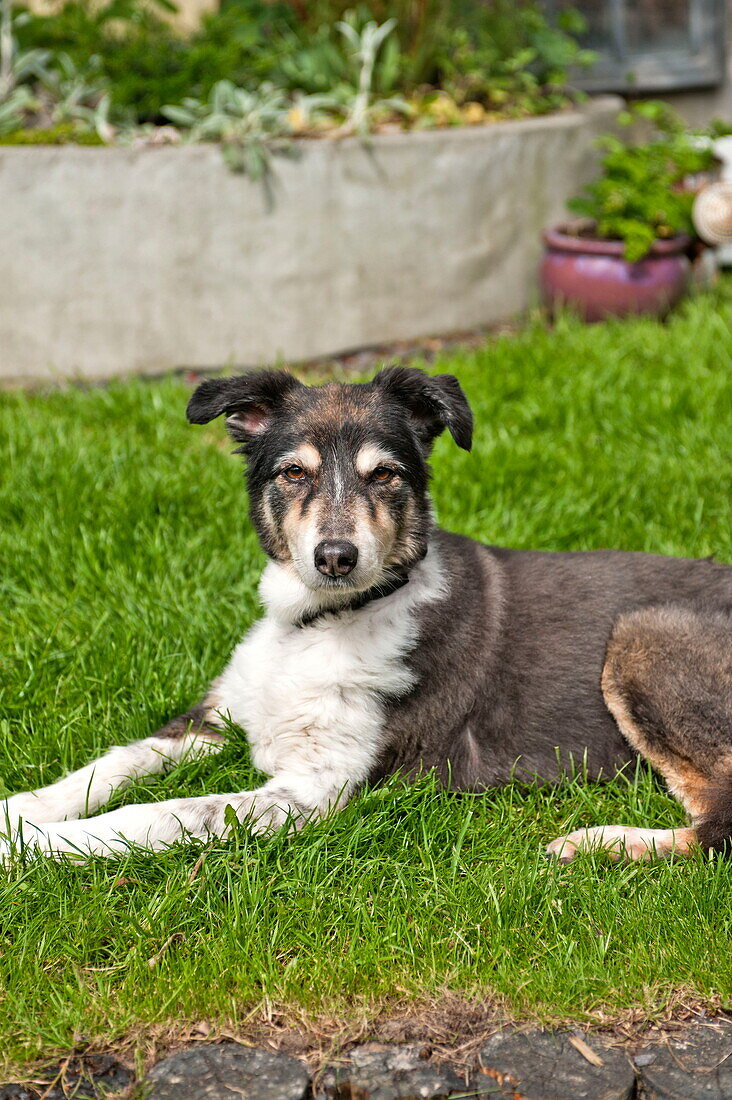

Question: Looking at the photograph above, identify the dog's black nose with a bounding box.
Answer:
[314,540,359,577]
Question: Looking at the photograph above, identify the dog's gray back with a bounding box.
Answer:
[375,532,732,788]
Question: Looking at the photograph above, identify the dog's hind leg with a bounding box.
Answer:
[547,604,732,863]
[1,705,224,835]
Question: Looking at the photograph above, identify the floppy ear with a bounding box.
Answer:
[373,366,473,452]
[186,370,303,443]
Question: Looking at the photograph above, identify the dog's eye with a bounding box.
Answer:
[371,467,394,483]
[283,465,306,482]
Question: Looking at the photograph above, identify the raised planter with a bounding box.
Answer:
[0,96,621,384]
[540,225,692,321]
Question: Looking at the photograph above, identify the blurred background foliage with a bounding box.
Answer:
[10,0,592,123]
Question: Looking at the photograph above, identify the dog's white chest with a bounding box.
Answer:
[211,556,442,782]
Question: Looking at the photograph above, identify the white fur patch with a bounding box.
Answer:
[210,542,446,810]
[331,444,346,504]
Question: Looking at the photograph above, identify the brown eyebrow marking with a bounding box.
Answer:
[276,443,322,473]
[355,444,399,478]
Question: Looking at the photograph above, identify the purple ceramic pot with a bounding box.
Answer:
[540,226,692,322]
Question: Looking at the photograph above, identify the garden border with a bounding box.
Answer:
[0,96,621,384]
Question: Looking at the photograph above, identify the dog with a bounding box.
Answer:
[3,366,731,863]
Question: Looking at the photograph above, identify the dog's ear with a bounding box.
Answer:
[373,366,473,452]
[186,370,303,443]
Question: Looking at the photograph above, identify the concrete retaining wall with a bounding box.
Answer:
[0,96,621,384]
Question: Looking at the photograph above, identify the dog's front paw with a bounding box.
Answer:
[235,792,305,835]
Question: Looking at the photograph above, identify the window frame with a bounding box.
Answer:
[547,0,726,92]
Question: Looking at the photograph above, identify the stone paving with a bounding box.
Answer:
[3,1021,732,1099]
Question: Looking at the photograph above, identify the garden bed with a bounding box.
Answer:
[0,96,620,384]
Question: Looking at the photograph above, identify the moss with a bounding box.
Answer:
[0,124,105,146]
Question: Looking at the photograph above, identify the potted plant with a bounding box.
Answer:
[540,102,718,321]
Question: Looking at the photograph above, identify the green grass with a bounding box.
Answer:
[1,289,732,1074]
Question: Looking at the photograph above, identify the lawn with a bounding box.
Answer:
[1,290,731,1076]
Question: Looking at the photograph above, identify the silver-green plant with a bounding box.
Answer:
[0,0,104,137]
[1,0,49,100]
[0,0,47,136]
[335,17,411,136]
[162,80,294,181]
[0,0,14,101]
[68,90,117,143]
[38,52,108,128]
[0,84,32,134]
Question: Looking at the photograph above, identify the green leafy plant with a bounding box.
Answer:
[35,53,109,130]
[568,101,717,262]
[275,5,402,98]
[13,0,590,127]
[279,0,591,116]
[277,0,447,86]
[14,0,295,122]
[5,0,592,146]
[431,1,593,115]
[266,11,412,136]
[162,79,294,179]
[0,0,111,137]
[162,18,411,175]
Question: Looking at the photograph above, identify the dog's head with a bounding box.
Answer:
[187,367,472,595]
